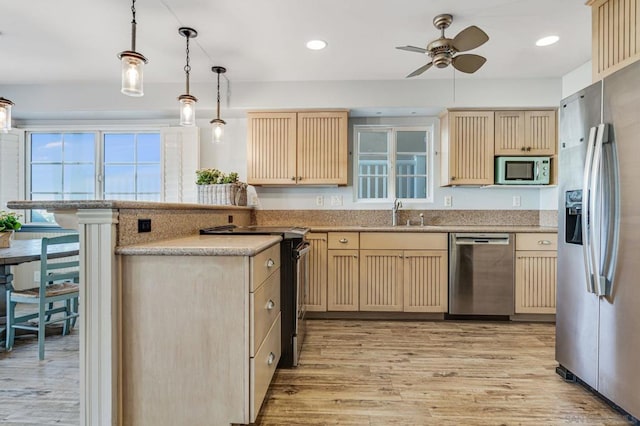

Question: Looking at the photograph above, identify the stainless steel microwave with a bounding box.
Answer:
[495,156,550,185]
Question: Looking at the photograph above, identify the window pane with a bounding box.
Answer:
[397,131,427,153]
[137,164,161,193]
[397,154,427,174]
[63,164,95,193]
[359,132,388,153]
[396,176,427,199]
[104,165,135,193]
[104,193,136,201]
[137,133,161,162]
[136,193,161,202]
[104,134,135,163]
[31,164,62,192]
[64,133,95,162]
[31,133,63,162]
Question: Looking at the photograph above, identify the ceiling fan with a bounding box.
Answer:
[396,14,489,77]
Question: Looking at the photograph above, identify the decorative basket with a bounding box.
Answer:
[0,230,14,248]
[197,183,247,206]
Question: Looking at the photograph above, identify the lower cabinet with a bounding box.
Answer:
[515,233,558,314]
[306,233,328,311]
[119,243,281,426]
[327,249,359,311]
[402,250,448,312]
[360,250,404,311]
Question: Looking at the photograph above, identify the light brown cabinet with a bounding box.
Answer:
[247,110,348,186]
[440,110,495,186]
[327,249,359,311]
[306,233,328,312]
[495,110,557,155]
[403,250,448,313]
[515,233,558,314]
[360,249,404,311]
[588,0,640,81]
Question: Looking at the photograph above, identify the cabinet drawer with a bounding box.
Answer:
[250,314,281,423]
[360,232,448,250]
[516,233,557,251]
[251,243,281,291]
[251,269,280,356]
[328,232,359,250]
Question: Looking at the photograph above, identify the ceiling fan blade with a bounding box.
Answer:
[452,54,486,73]
[452,26,489,52]
[396,45,427,54]
[406,62,433,78]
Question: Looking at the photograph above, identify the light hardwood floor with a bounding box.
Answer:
[0,320,632,425]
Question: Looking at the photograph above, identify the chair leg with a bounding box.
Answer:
[6,289,14,350]
[71,297,79,329]
[45,302,54,322]
[38,301,46,360]
[63,299,71,336]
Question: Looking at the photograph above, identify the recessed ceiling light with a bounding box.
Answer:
[306,40,327,50]
[536,35,559,47]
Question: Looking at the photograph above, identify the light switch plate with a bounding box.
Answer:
[315,195,324,206]
[331,195,343,206]
[444,195,452,207]
[512,196,521,207]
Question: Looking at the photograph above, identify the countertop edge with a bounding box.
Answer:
[7,200,254,211]
[116,235,282,256]
[307,225,558,233]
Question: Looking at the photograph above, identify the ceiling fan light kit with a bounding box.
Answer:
[397,13,489,77]
[118,0,148,97]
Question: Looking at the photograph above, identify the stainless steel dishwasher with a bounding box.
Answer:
[449,233,514,316]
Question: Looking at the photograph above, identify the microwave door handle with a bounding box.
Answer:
[535,161,540,181]
[582,126,598,294]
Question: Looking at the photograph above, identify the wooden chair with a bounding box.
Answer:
[5,234,80,360]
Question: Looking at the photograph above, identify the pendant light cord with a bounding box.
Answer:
[130,0,137,52]
[216,71,221,119]
[184,36,191,95]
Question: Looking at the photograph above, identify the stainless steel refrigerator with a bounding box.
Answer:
[557,58,640,421]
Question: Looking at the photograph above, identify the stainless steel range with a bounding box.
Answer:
[200,225,310,367]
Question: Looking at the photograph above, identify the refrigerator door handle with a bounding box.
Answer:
[582,125,598,294]
[589,123,607,296]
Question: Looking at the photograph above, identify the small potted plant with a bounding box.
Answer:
[0,210,22,248]
[196,168,247,206]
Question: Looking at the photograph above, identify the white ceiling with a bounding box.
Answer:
[1,0,591,86]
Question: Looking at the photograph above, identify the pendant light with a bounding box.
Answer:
[0,97,14,132]
[117,0,148,97]
[178,27,198,126]
[210,66,227,143]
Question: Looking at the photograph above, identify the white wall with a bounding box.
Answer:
[561,61,593,99]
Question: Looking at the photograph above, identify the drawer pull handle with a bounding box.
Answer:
[339,238,348,243]
[266,299,275,310]
[267,259,275,268]
[267,352,276,366]
[538,240,552,245]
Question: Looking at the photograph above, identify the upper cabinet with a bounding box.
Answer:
[247,110,348,186]
[588,0,640,81]
[440,110,495,186]
[495,110,556,155]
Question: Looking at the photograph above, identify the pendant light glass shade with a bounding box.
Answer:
[118,0,147,97]
[210,66,227,143]
[178,27,198,127]
[0,97,14,132]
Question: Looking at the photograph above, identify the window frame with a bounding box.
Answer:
[25,127,162,223]
[353,125,434,204]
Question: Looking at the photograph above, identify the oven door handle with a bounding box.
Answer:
[295,242,311,258]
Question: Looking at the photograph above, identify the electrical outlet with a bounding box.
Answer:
[138,218,152,233]
[315,195,324,206]
[331,195,343,206]
[512,196,521,207]
[444,195,452,207]
[34,271,40,282]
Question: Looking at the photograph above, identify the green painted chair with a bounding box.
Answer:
[5,234,80,360]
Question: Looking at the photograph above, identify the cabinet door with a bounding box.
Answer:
[494,111,526,155]
[524,110,556,155]
[359,250,403,311]
[306,233,327,312]
[296,111,348,185]
[327,249,359,311]
[403,250,448,313]
[515,250,557,314]
[247,112,297,185]
[447,111,495,185]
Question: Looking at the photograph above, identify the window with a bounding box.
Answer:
[28,131,161,223]
[354,126,432,202]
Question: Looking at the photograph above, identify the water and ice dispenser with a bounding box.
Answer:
[565,189,583,245]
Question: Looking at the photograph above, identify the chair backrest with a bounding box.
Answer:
[40,234,80,286]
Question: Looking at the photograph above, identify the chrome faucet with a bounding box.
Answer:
[419,213,425,227]
[392,199,402,226]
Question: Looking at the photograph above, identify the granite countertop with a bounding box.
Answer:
[116,235,282,256]
[308,225,558,233]
[7,200,253,211]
